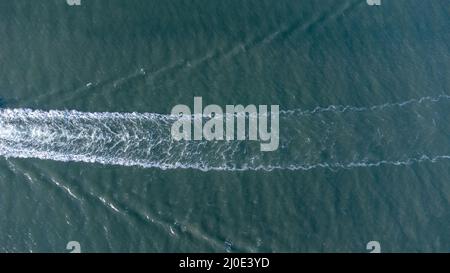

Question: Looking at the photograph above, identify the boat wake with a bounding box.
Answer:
[1,94,450,171]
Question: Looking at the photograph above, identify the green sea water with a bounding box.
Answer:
[0,0,450,252]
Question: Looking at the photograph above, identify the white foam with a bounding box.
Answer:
[0,94,449,171]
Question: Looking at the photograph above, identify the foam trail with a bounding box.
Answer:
[1,95,450,171]
[282,94,450,116]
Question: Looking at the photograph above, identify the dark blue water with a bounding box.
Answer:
[0,0,449,252]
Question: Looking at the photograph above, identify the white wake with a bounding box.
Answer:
[1,94,450,171]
